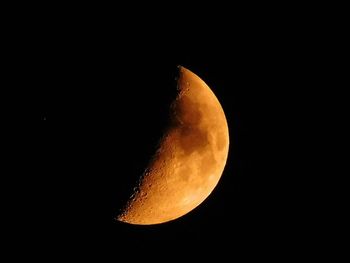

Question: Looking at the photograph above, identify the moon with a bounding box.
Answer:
[117,66,229,225]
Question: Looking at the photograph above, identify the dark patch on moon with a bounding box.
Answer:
[172,94,210,155]
[179,126,209,155]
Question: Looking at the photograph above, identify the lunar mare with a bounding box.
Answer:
[117,66,229,225]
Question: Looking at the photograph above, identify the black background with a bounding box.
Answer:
[31,8,333,258]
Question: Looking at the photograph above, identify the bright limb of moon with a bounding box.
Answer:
[117,66,229,225]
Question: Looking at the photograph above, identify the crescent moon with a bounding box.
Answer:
[117,66,229,225]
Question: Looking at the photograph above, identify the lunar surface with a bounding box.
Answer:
[117,66,229,225]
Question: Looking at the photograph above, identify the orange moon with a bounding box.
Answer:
[117,66,229,225]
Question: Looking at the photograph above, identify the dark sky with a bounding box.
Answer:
[34,13,329,257]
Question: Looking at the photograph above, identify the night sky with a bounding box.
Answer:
[35,13,327,257]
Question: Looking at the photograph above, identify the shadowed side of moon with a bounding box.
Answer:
[117,66,229,225]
